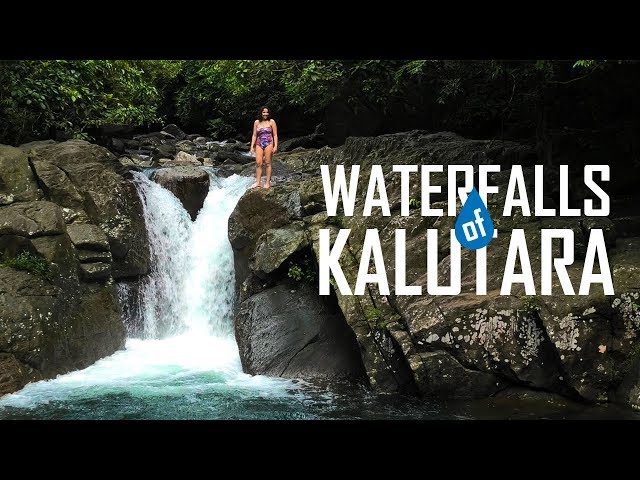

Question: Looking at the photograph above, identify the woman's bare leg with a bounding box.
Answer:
[252,146,264,188]
[263,143,274,189]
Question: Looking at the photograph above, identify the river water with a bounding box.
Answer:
[0,171,637,420]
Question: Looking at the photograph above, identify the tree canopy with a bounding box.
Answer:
[1,59,636,158]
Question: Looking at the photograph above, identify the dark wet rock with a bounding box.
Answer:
[66,223,110,251]
[279,133,327,152]
[0,139,150,395]
[229,187,302,271]
[160,151,201,167]
[24,140,149,277]
[18,140,57,151]
[110,138,126,154]
[409,350,505,398]
[216,163,244,178]
[613,216,640,238]
[133,132,164,144]
[152,167,210,221]
[240,159,292,180]
[0,352,43,396]
[120,154,152,169]
[31,234,79,280]
[175,140,196,154]
[76,249,113,263]
[79,262,112,281]
[0,267,125,389]
[161,124,186,141]
[250,222,308,276]
[0,201,65,237]
[229,130,640,407]
[235,283,366,382]
[218,150,255,165]
[0,145,42,205]
[123,139,141,150]
[153,143,176,160]
[28,159,85,210]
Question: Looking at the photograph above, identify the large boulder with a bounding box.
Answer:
[228,186,302,294]
[0,201,66,237]
[25,140,150,278]
[27,159,85,210]
[66,223,110,251]
[219,150,255,165]
[175,140,196,154]
[160,150,199,167]
[0,266,125,395]
[409,350,504,398]
[279,133,327,152]
[229,185,416,392]
[250,222,308,276]
[235,284,365,382]
[152,167,210,221]
[161,124,186,141]
[153,143,177,161]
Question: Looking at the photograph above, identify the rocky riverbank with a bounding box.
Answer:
[0,140,149,395]
[2,125,639,411]
[228,130,640,408]
[0,123,288,396]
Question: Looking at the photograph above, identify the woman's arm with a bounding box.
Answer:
[250,120,257,153]
[271,119,278,153]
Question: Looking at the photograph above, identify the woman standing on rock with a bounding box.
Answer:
[250,106,278,189]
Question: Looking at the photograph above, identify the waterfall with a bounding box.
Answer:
[0,167,618,420]
[0,170,317,419]
[125,170,251,338]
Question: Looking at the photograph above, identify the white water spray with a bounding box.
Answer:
[0,170,310,418]
[130,170,251,338]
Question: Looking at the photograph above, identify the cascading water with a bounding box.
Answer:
[128,171,240,338]
[129,171,193,338]
[2,170,633,420]
[0,171,320,419]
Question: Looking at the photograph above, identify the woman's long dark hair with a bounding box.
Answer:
[256,106,271,121]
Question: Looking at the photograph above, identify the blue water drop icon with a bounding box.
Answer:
[454,187,495,250]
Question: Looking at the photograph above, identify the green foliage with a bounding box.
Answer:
[2,251,50,277]
[364,306,389,330]
[175,60,303,137]
[0,58,630,159]
[365,306,384,321]
[131,60,183,84]
[0,60,162,144]
[287,262,315,283]
[409,198,421,209]
[573,60,596,69]
[520,296,541,316]
[173,60,430,138]
[281,60,346,110]
[207,117,235,139]
[287,264,304,281]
